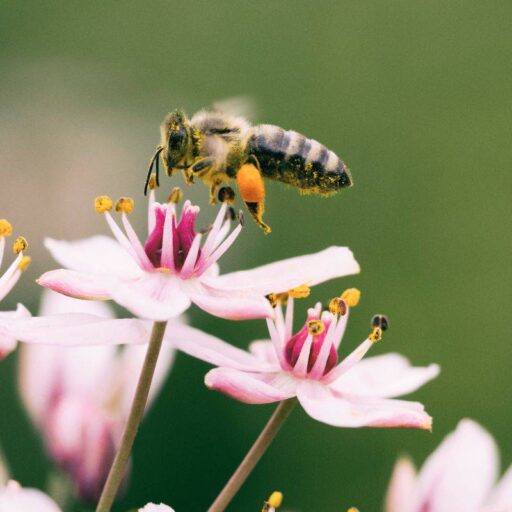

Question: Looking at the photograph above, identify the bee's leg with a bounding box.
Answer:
[181,167,195,186]
[235,162,271,234]
[208,177,225,205]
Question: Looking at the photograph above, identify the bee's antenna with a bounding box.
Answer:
[144,146,164,195]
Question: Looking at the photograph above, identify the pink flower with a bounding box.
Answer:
[0,219,30,360]
[18,291,174,502]
[173,293,439,429]
[0,481,61,512]
[385,419,512,512]
[37,193,360,321]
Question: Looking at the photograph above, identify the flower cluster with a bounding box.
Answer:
[0,170,500,512]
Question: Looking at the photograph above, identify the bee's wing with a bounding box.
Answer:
[212,96,258,122]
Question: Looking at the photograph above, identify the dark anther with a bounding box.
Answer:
[218,186,236,204]
[371,314,389,331]
[237,210,245,226]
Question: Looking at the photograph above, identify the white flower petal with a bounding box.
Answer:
[413,419,498,512]
[0,483,62,512]
[107,274,191,321]
[296,381,432,429]
[45,236,141,278]
[0,303,30,360]
[330,353,440,398]
[169,327,275,372]
[385,457,417,512]
[205,246,360,296]
[139,504,175,512]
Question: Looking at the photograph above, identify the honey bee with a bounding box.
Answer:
[145,108,352,233]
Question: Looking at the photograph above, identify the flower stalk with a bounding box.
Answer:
[96,321,168,512]
[208,398,297,512]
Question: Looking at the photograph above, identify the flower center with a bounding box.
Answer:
[285,317,338,376]
[144,202,201,271]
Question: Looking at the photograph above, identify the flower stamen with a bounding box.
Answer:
[115,197,134,214]
[18,255,32,271]
[0,219,13,237]
[94,195,113,213]
[341,288,361,307]
[288,284,311,299]
[307,319,325,336]
[371,314,389,331]
[12,236,28,254]
[369,326,383,343]
[218,186,236,204]
[262,491,283,511]
[328,296,347,316]
[168,187,184,204]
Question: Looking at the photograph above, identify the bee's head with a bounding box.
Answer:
[161,110,192,169]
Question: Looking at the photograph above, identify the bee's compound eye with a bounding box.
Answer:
[371,314,389,331]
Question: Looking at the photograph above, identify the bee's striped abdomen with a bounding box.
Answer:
[247,124,352,195]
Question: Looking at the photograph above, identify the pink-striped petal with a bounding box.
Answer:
[206,246,360,296]
[385,457,417,512]
[329,354,440,398]
[37,269,112,300]
[296,380,432,429]
[205,367,296,404]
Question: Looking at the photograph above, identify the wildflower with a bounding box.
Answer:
[385,419,512,512]
[18,291,174,502]
[174,292,439,429]
[0,219,30,359]
[37,192,359,321]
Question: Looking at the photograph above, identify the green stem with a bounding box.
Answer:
[96,321,168,512]
[207,398,297,512]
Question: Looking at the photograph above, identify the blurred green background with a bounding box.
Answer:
[0,1,511,510]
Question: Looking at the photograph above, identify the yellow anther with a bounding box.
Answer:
[266,293,278,308]
[12,236,28,254]
[288,284,311,299]
[115,197,134,214]
[341,288,361,308]
[148,174,158,190]
[267,491,283,508]
[18,255,32,271]
[347,508,360,512]
[94,195,113,213]
[329,297,347,316]
[0,219,13,237]
[168,187,184,204]
[307,319,325,336]
[369,326,383,343]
